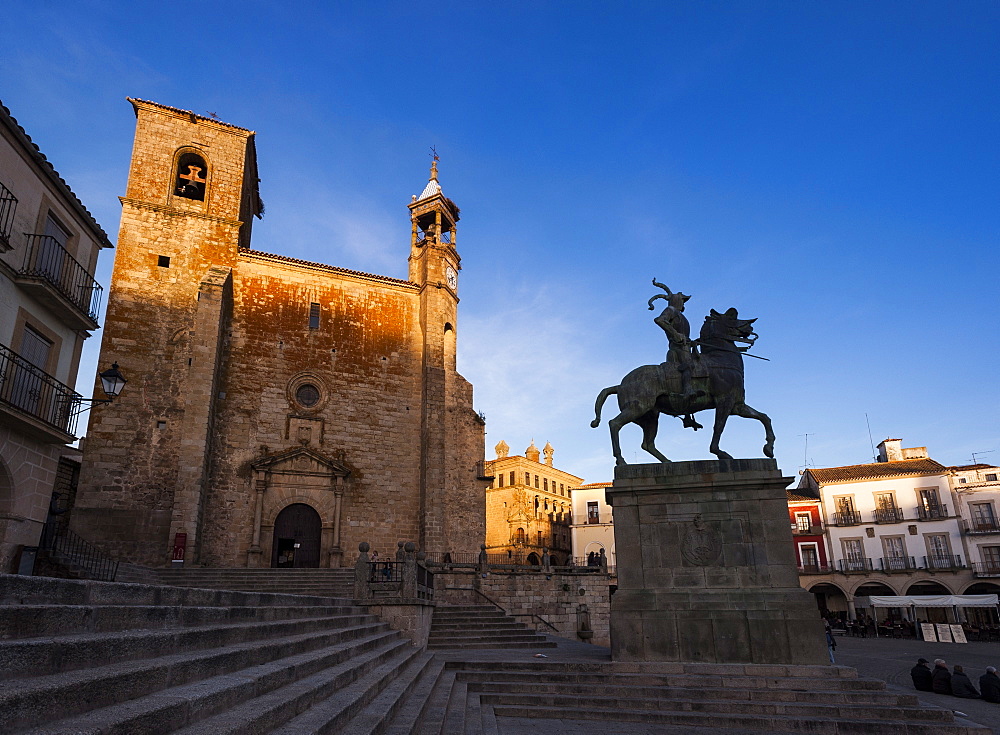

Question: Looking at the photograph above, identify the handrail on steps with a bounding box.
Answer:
[472,587,559,633]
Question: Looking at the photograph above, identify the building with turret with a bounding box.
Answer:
[484,440,580,565]
[71,99,487,568]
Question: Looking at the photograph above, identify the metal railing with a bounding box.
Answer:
[922,554,963,570]
[831,511,863,526]
[961,519,1000,535]
[0,342,82,436]
[38,521,118,582]
[872,507,905,524]
[19,234,103,323]
[0,180,16,244]
[797,564,834,575]
[879,555,917,572]
[792,524,822,535]
[837,558,874,573]
[416,563,434,600]
[915,504,949,521]
[972,562,1000,578]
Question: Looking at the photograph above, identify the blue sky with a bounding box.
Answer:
[2,1,997,482]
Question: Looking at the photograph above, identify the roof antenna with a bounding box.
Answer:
[797,433,813,470]
[865,414,876,462]
[971,450,996,466]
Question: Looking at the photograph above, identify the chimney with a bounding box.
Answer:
[877,439,903,463]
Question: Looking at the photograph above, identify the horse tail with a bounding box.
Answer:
[591,385,619,428]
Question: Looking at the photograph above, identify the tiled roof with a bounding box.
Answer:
[417,179,442,200]
[0,100,112,248]
[237,248,418,288]
[127,98,254,133]
[806,458,946,484]
[787,488,820,502]
[576,482,613,489]
[950,464,995,471]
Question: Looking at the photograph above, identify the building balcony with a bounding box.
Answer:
[0,341,81,442]
[797,564,834,575]
[972,562,1000,578]
[791,524,823,536]
[922,554,964,571]
[831,511,863,526]
[878,556,917,573]
[13,234,102,330]
[915,504,950,521]
[961,519,1000,535]
[0,180,15,252]
[837,558,874,574]
[872,507,905,524]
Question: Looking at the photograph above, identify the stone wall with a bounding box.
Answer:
[435,568,613,647]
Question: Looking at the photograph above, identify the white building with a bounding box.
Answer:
[0,100,112,573]
[570,482,615,567]
[795,438,990,621]
[950,463,1000,581]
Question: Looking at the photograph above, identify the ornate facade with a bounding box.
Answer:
[484,440,581,565]
[72,99,487,568]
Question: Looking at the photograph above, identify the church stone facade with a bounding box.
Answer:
[72,99,487,568]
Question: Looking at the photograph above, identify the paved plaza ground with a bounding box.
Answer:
[469,633,1000,734]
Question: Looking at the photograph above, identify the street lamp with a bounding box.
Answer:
[70,362,127,417]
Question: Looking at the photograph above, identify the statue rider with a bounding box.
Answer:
[648,278,702,429]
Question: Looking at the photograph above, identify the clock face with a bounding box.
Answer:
[446,266,457,290]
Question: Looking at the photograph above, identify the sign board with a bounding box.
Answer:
[172,533,187,563]
[935,623,953,643]
[950,624,968,644]
[920,623,937,642]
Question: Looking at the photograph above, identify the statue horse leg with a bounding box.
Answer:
[731,402,776,458]
[608,397,657,466]
[636,411,670,463]
[709,395,737,460]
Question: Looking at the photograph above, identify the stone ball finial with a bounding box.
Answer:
[359,541,370,553]
[397,541,404,549]
[480,543,487,550]
[525,440,540,463]
[416,551,427,561]
[404,541,417,553]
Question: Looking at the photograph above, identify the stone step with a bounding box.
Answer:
[1,614,382,677]
[454,670,884,690]
[430,622,525,632]
[480,691,955,722]
[18,634,413,735]
[490,704,989,734]
[0,574,348,608]
[336,651,437,735]
[468,680,919,706]
[0,603,362,639]
[381,658,447,735]
[428,640,558,650]
[0,625,398,729]
[428,632,551,644]
[448,660,861,679]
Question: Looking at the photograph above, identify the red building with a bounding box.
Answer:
[787,488,830,573]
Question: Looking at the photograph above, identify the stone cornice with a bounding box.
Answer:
[119,197,244,227]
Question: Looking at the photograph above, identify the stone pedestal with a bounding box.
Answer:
[608,459,827,665]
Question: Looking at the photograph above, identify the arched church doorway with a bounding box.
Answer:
[271,503,321,568]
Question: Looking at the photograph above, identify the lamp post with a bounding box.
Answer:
[71,362,127,417]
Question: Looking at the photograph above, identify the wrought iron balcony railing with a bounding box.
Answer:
[837,557,873,573]
[879,555,917,572]
[831,511,863,526]
[0,180,16,246]
[797,564,834,575]
[922,554,963,570]
[19,234,102,324]
[915,504,949,521]
[0,342,81,437]
[961,519,1000,535]
[972,562,1000,578]
[872,507,905,524]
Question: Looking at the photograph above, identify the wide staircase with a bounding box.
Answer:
[0,574,435,734]
[152,567,357,597]
[428,604,556,650]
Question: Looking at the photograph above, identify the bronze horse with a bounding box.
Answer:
[591,308,775,464]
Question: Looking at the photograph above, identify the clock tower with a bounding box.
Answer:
[407,157,466,552]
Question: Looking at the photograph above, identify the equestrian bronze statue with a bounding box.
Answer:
[591,279,775,465]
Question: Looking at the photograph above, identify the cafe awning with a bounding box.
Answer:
[860,594,998,608]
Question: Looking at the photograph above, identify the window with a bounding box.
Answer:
[525,472,531,485]
[587,501,600,524]
[543,478,548,492]
[514,527,525,544]
[12,325,53,413]
[983,546,1000,572]
[0,179,17,246]
[960,478,968,484]
[926,534,952,567]
[534,475,539,489]
[509,471,515,486]
[795,513,811,532]
[175,152,207,201]
[497,474,504,488]
[308,303,320,329]
[157,255,171,268]
[295,384,320,407]
[560,484,564,494]
[882,536,907,570]
[987,474,998,482]
[970,503,997,531]
[842,538,866,571]
[799,544,819,569]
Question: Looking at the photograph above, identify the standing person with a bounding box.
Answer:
[932,659,952,695]
[910,658,933,692]
[979,666,1000,703]
[825,621,837,664]
[951,665,980,698]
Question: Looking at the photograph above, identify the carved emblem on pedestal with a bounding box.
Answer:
[681,514,722,566]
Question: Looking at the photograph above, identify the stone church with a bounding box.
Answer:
[72,99,488,568]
